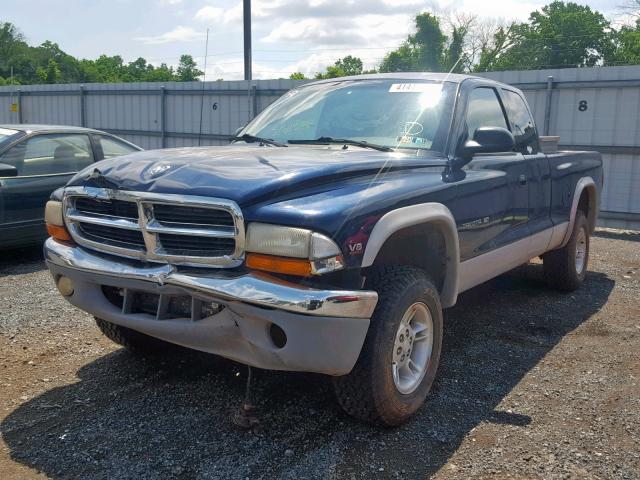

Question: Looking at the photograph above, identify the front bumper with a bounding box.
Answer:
[44,239,378,375]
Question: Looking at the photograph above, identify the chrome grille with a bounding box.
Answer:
[63,186,245,267]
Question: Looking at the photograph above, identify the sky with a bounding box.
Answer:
[2,0,624,80]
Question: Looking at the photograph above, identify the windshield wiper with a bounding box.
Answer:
[230,133,287,147]
[288,137,393,152]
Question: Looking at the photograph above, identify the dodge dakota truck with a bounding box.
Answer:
[43,73,602,426]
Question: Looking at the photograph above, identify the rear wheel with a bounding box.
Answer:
[333,266,443,426]
[543,210,590,291]
[95,317,173,355]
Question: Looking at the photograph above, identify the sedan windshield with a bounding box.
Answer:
[0,127,20,147]
[241,79,457,153]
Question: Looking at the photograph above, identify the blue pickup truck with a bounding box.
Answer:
[44,73,602,425]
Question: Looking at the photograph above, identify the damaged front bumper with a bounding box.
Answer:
[44,238,378,375]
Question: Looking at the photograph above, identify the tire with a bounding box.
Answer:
[95,317,172,355]
[543,210,590,291]
[333,266,443,426]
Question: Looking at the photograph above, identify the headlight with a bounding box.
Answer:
[245,223,344,276]
[45,200,72,242]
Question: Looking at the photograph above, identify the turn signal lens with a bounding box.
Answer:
[47,224,72,242]
[45,199,73,242]
[246,253,313,277]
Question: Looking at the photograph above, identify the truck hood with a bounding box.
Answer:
[69,145,448,206]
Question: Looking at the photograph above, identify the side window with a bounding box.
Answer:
[0,134,94,176]
[466,88,509,140]
[98,136,138,159]
[501,90,539,154]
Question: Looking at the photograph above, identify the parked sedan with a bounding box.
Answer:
[0,125,142,248]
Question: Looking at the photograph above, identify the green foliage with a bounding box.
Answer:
[379,13,468,73]
[481,1,614,70]
[443,25,468,73]
[289,72,307,80]
[379,43,416,73]
[0,21,203,84]
[176,55,203,81]
[37,59,61,83]
[474,24,517,73]
[610,20,640,65]
[411,13,446,71]
[315,55,364,79]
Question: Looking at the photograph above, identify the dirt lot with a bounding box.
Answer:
[0,231,639,480]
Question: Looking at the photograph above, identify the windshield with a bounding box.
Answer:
[0,127,20,148]
[0,128,18,143]
[242,79,457,153]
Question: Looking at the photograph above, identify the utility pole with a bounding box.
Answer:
[243,0,252,81]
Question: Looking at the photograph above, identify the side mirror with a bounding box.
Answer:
[452,127,516,169]
[0,163,18,178]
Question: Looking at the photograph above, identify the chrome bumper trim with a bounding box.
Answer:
[44,238,378,319]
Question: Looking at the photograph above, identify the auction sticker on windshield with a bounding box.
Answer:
[389,83,441,93]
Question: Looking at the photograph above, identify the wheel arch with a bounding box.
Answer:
[361,203,460,308]
[561,176,598,247]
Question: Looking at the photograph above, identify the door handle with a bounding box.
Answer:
[518,174,528,186]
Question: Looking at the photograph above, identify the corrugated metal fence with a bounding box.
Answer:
[0,67,638,228]
[0,79,305,150]
[479,65,640,229]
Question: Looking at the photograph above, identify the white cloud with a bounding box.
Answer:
[135,26,206,45]
[195,6,224,21]
[262,13,412,48]
[158,0,184,5]
[195,2,252,24]
[150,0,617,80]
[203,57,290,80]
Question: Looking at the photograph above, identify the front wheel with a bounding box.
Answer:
[333,266,443,426]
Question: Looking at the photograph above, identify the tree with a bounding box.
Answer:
[619,0,640,19]
[125,57,152,81]
[0,75,20,85]
[334,55,363,76]
[0,22,29,81]
[289,72,307,80]
[37,59,61,83]
[380,13,450,72]
[412,13,447,71]
[486,1,614,70]
[442,25,467,73]
[315,55,364,79]
[379,43,417,73]
[144,63,177,82]
[610,19,640,64]
[176,55,203,81]
[33,41,83,83]
[473,23,518,72]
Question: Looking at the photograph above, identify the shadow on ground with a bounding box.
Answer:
[594,229,640,243]
[0,244,46,277]
[1,264,614,479]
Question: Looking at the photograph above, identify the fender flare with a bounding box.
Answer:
[361,203,460,308]
[560,176,598,248]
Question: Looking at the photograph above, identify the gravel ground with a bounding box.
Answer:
[0,230,639,479]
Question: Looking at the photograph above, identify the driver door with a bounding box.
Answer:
[452,86,530,261]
